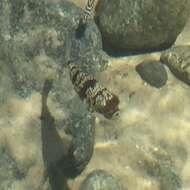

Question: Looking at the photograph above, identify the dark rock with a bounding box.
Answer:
[136,61,168,88]
[68,30,108,74]
[10,0,106,68]
[79,170,124,190]
[95,0,190,54]
[160,46,190,85]
[63,112,95,178]
[39,1,105,69]
[41,79,95,182]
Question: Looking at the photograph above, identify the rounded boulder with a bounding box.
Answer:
[95,0,190,54]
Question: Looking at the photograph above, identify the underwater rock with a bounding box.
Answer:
[0,0,107,97]
[0,1,99,188]
[41,79,95,182]
[63,112,95,178]
[79,170,124,190]
[9,0,106,70]
[0,146,24,190]
[136,61,168,88]
[142,147,182,190]
[95,0,190,54]
[160,46,190,85]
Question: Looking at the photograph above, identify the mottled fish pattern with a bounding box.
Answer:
[69,63,120,119]
[75,0,96,38]
[83,0,96,23]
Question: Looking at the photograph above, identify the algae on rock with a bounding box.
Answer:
[161,46,190,85]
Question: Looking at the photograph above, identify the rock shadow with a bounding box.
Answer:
[41,79,72,190]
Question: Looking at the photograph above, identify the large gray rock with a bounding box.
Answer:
[95,0,190,54]
[160,46,190,85]
[0,1,100,189]
[0,0,107,97]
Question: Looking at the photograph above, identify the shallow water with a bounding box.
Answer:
[0,1,190,190]
[68,9,190,190]
[69,53,190,190]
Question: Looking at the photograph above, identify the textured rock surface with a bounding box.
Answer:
[95,0,190,54]
[79,170,124,190]
[62,111,95,178]
[0,0,107,79]
[136,61,168,88]
[0,0,98,189]
[161,46,190,85]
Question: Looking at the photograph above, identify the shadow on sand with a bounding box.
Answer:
[41,79,72,190]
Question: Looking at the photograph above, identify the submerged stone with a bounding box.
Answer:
[79,170,124,190]
[161,46,190,85]
[136,61,168,88]
[95,0,190,54]
[0,0,107,97]
[40,78,96,181]
[63,112,95,178]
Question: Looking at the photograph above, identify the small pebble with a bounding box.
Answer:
[136,61,168,88]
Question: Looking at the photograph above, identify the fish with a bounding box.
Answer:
[69,63,120,119]
[75,0,96,38]
[82,0,96,24]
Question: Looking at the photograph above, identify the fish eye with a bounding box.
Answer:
[112,111,120,118]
